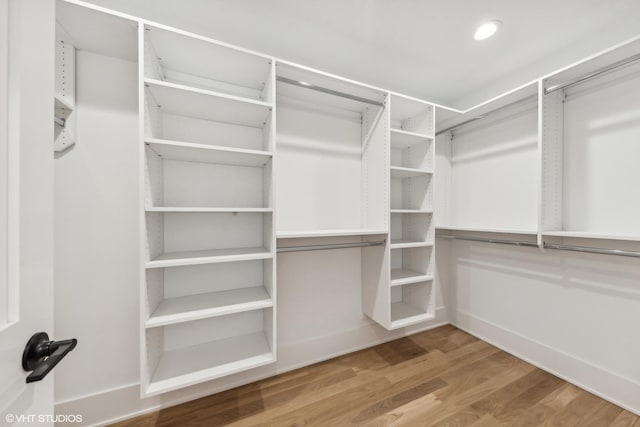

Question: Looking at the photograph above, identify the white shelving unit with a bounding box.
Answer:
[140,22,277,396]
[435,84,539,235]
[541,39,640,242]
[362,94,436,330]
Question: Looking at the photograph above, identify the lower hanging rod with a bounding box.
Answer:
[277,240,386,253]
[436,234,640,258]
[276,76,385,108]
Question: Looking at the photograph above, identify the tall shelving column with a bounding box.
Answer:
[139,23,277,396]
[387,94,435,329]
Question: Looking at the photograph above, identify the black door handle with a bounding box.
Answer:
[22,332,77,383]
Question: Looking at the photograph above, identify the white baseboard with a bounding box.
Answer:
[452,309,640,416]
[55,308,448,426]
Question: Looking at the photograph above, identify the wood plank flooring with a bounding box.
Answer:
[111,325,638,426]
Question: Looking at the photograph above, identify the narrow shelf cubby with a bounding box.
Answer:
[145,308,275,395]
[390,246,434,286]
[390,212,433,248]
[390,281,433,329]
[390,173,432,211]
[390,129,433,171]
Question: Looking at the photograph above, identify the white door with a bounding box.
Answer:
[0,0,58,425]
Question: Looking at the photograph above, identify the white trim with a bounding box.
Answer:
[453,309,640,417]
[56,309,448,426]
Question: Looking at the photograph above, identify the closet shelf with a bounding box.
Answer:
[542,231,640,242]
[390,128,433,149]
[390,240,433,249]
[390,166,433,179]
[390,268,433,286]
[145,24,272,94]
[390,209,433,214]
[390,303,433,329]
[276,229,388,239]
[147,247,272,269]
[146,207,272,213]
[436,225,537,235]
[145,138,272,167]
[146,332,274,396]
[146,287,272,328]
[144,78,272,128]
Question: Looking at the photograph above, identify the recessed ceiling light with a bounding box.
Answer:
[474,20,501,41]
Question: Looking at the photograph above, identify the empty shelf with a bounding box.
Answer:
[145,78,272,128]
[390,303,433,329]
[146,332,274,396]
[390,240,433,249]
[277,229,388,239]
[390,209,433,214]
[390,268,433,286]
[390,128,432,149]
[147,247,272,268]
[146,138,272,167]
[146,287,272,328]
[390,166,432,179]
[145,24,271,94]
[146,207,272,213]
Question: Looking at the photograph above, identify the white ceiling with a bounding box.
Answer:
[83,0,640,109]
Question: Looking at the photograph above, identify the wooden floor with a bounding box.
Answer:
[112,325,638,426]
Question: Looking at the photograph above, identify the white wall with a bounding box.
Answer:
[442,237,640,414]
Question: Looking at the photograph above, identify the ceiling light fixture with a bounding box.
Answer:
[474,20,501,41]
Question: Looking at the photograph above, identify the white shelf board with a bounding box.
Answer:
[144,79,272,128]
[146,332,274,396]
[147,247,272,269]
[390,240,433,249]
[389,303,433,329]
[145,23,272,92]
[390,128,432,149]
[146,138,272,167]
[146,207,272,213]
[146,286,272,328]
[390,166,433,179]
[436,225,537,235]
[276,229,388,239]
[542,231,640,242]
[390,269,433,286]
[390,209,433,214]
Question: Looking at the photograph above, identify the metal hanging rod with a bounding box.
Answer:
[436,234,538,248]
[545,52,640,94]
[435,95,536,136]
[276,76,385,108]
[277,240,386,253]
[436,234,640,258]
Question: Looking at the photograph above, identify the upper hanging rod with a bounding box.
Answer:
[545,52,640,94]
[276,76,385,108]
[436,234,640,258]
[277,240,386,253]
[435,95,536,136]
